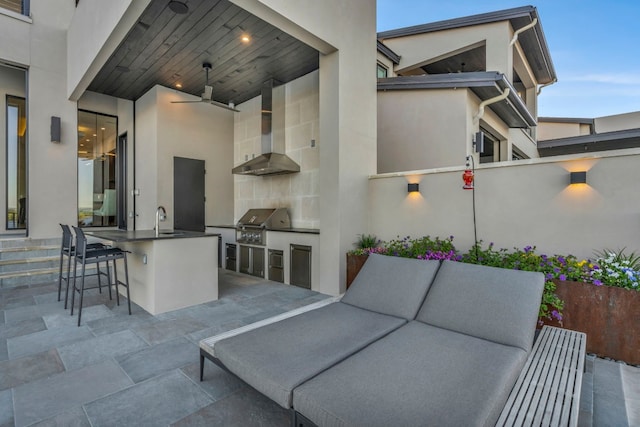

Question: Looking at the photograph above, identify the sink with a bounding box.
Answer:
[159,231,185,236]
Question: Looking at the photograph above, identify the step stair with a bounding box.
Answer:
[0,238,62,288]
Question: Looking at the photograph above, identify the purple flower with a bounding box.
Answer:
[553,267,560,273]
[545,273,553,280]
[551,310,563,321]
[524,246,533,253]
[559,274,567,281]
[593,279,603,286]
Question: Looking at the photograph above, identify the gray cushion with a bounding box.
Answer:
[417,260,544,351]
[341,253,440,319]
[292,322,528,427]
[214,302,406,408]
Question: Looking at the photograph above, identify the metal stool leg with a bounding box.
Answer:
[114,260,120,307]
[57,245,64,301]
[77,261,86,327]
[123,254,131,315]
[64,248,73,309]
[69,253,78,313]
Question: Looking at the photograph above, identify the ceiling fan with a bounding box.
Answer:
[171,62,239,112]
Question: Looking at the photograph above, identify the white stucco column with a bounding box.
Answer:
[232,0,377,295]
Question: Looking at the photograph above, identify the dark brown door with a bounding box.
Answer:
[173,157,205,231]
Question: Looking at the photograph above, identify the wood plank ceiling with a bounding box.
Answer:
[87,0,319,105]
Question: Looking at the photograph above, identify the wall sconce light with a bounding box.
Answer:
[51,116,61,143]
[570,171,587,185]
[407,183,419,193]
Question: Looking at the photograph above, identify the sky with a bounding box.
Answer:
[377,0,640,118]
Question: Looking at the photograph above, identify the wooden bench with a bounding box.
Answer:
[496,325,587,427]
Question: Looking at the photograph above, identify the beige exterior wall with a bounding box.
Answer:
[378,89,469,172]
[381,21,513,78]
[134,85,235,230]
[234,71,320,228]
[595,111,640,133]
[537,121,592,141]
[368,151,640,260]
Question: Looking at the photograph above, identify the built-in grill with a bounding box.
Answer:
[236,208,291,246]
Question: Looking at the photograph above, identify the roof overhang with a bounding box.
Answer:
[377,72,536,128]
[377,41,401,65]
[377,6,556,84]
[538,128,640,156]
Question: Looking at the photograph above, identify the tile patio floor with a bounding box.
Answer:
[0,270,328,427]
[0,269,638,426]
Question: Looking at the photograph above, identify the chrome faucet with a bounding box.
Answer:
[155,206,167,237]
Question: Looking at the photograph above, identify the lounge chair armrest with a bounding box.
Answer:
[200,294,342,358]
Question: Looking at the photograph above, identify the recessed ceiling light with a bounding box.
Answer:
[168,1,188,14]
[241,34,251,43]
[175,83,182,88]
[101,127,106,130]
[92,134,97,137]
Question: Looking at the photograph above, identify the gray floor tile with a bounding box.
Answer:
[12,359,133,427]
[181,361,245,401]
[186,320,246,344]
[43,304,115,329]
[87,311,155,336]
[0,348,65,391]
[132,318,209,346]
[0,295,35,310]
[593,359,629,426]
[57,329,149,371]
[28,406,91,427]
[33,291,62,305]
[170,385,289,427]
[0,317,47,339]
[0,389,13,427]
[116,337,198,383]
[85,369,213,427]
[0,339,7,362]
[3,301,62,324]
[7,326,94,359]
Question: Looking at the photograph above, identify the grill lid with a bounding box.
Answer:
[237,208,291,229]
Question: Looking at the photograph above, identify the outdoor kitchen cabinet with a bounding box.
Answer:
[239,245,265,278]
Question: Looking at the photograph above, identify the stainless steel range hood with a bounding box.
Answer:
[232,81,300,176]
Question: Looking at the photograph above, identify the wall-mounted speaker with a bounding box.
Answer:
[51,116,61,143]
[474,131,484,153]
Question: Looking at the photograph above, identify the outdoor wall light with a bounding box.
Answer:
[51,116,61,143]
[570,171,587,185]
[407,183,420,193]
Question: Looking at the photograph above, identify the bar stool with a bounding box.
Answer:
[70,226,131,326]
[57,224,107,309]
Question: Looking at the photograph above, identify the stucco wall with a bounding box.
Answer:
[134,85,234,230]
[538,121,592,141]
[378,89,469,172]
[234,71,319,228]
[369,151,640,260]
[380,21,512,79]
[595,111,640,133]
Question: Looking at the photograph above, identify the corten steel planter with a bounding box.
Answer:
[542,280,640,365]
[346,254,369,289]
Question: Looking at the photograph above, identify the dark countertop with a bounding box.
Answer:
[207,225,320,235]
[86,230,220,243]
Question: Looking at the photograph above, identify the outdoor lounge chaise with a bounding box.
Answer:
[200,254,585,426]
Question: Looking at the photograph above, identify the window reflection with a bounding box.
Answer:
[77,110,117,227]
[6,95,26,229]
